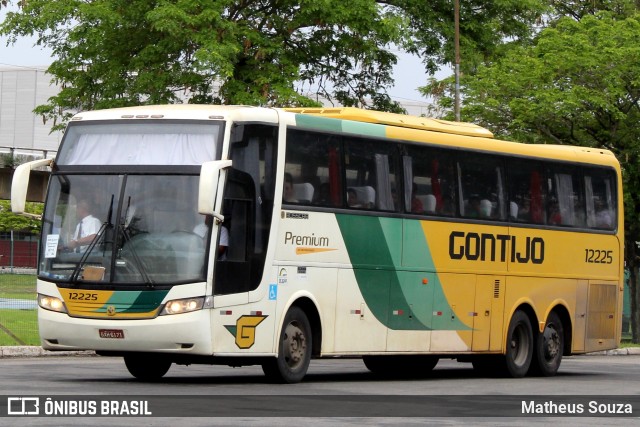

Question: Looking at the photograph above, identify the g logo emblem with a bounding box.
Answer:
[107,305,116,316]
[224,315,267,349]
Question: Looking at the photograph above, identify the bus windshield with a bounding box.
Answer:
[57,121,220,166]
[40,174,208,286]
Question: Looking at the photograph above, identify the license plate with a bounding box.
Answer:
[99,329,125,339]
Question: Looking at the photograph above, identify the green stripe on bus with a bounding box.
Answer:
[336,215,469,331]
[341,120,387,138]
[294,114,387,139]
[294,114,343,133]
[97,290,168,313]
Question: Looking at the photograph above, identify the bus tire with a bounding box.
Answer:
[502,310,533,378]
[530,311,564,377]
[262,306,312,384]
[124,354,171,381]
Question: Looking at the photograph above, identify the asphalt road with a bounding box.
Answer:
[1,354,638,426]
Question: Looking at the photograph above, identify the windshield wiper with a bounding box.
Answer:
[117,196,155,288]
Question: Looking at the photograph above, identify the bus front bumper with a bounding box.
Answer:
[38,307,214,355]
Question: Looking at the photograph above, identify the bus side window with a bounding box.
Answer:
[285,130,343,208]
[585,168,616,230]
[344,138,397,212]
[549,169,585,227]
[507,161,546,224]
[458,154,505,220]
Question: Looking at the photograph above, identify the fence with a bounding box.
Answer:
[0,232,39,270]
[0,271,37,346]
[0,232,38,345]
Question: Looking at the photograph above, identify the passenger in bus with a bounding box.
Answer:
[547,199,562,225]
[217,226,229,260]
[194,215,228,259]
[595,199,613,228]
[411,183,424,213]
[193,214,213,238]
[467,196,481,218]
[479,199,493,218]
[347,188,362,208]
[517,198,531,222]
[391,187,399,207]
[66,200,102,253]
[283,172,298,203]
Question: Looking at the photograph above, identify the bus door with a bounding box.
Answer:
[472,275,506,351]
[387,271,437,352]
[334,268,390,353]
[213,169,256,300]
[585,280,619,352]
[573,279,588,353]
[430,272,476,352]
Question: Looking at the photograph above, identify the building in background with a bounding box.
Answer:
[0,65,432,164]
[0,66,62,162]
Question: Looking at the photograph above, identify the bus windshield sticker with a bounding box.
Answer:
[45,235,60,258]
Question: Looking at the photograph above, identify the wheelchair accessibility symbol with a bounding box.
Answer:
[269,284,277,300]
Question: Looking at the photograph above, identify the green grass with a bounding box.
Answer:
[0,274,38,346]
[0,273,36,300]
[0,309,39,346]
[620,339,640,348]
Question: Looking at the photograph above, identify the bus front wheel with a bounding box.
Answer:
[502,310,533,378]
[124,354,171,381]
[262,306,312,383]
[530,311,564,376]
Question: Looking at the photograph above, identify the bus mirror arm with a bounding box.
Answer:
[11,158,54,218]
[198,160,232,218]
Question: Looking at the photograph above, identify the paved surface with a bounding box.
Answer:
[1,345,639,358]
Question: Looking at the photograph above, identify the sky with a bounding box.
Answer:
[0,6,437,107]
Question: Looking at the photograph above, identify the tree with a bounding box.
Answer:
[0,200,42,233]
[0,0,547,129]
[461,12,640,342]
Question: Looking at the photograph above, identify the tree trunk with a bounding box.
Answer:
[626,231,640,344]
[631,264,640,343]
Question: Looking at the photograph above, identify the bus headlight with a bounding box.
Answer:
[160,296,210,315]
[38,294,68,314]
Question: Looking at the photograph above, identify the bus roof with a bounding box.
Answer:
[285,107,494,138]
[70,104,276,122]
[286,107,618,168]
[69,105,618,169]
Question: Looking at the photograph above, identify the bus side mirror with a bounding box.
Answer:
[198,160,232,221]
[11,158,53,218]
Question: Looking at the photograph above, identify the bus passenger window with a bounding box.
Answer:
[458,154,505,220]
[585,168,616,230]
[507,161,546,224]
[284,129,343,208]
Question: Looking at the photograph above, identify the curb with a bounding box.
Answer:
[0,346,95,358]
[587,347,640,356]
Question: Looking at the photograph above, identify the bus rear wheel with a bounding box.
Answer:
[501,310,533,378]
[124,354,171,381]
[262,306,312,384]
[530,311,564,376]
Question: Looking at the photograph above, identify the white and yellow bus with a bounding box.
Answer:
[12,105,623,383]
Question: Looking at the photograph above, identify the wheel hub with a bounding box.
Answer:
[544,328,560,360]
[284,323,307,367]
